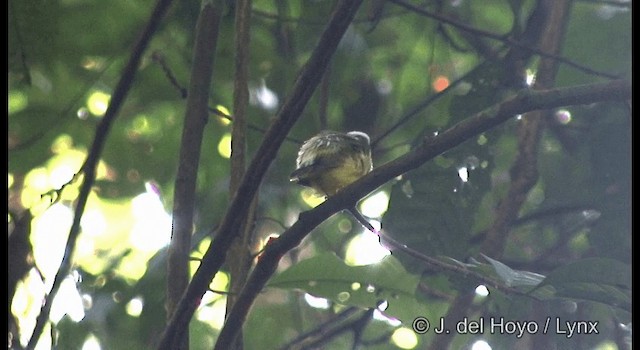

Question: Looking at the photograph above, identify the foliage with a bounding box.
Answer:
[8,0,630,349]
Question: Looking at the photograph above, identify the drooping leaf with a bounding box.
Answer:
[481,254,545,288]
[530,257,631,312]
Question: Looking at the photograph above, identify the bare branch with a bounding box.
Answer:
[225,0,255,349]
[220,79,630,350]
[166,2,222,349]
[26,0,175,347]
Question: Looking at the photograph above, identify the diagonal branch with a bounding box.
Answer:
[26,0,175,347]
[218,79,630,350]
[156,1,366,348]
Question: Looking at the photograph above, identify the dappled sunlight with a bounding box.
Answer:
[50,274,85,323]
[214,104,232,124]
[208,271,230,295]
[555,109,572,124]
[12,271,47,347]
[81,56,108,71]
[299,188,325,208]
[81,334,102,350]
[593,341,619,350]
[475,284,489,297]
[21,141,113,211]
[359,190,389,218]
[217,132,232,159]
[195,294,227,330]
[190,262,231,330]
[31,204,73,282]
[391,327,418,349]
[250,80,279,111]
[21,167,52,211]
[86,90,111,117]
[12,271,84,348]
[50,134,74,154]
[471,340,492,350]
[304,293,330,309]
[13,166,176,346]
[130,190,171,252]
[344,227,391,266]
[458,166,469,183]
[74,198,134,275]
[8,90,28,115]
[374,308,401,327]
[128,114,162,140]
[525,68,536,86]
[125,296,144,317]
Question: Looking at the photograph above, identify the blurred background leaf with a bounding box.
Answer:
[8,0,630,349]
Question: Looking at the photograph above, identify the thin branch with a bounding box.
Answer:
[469,204,598,245]
[208,107,303,145]
[347,208,527,296]
[9,0,32,85]
[371,60,487,148]
[25,0,174,347]
[150,51,304,145]
[388,0,620,79]
[283,307,375,350]
[152,51,187,98]
[156,1,366,348]
[218,78,630,350]
[10,56,117,152]
[279,306,361,350]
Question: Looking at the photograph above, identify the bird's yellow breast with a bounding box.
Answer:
[306,154,372,196]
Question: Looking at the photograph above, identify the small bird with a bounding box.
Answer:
[290,130,373,197]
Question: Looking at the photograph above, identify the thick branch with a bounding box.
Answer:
[218,79,629,350]
[156,1,365,348]
[26,0,174,347]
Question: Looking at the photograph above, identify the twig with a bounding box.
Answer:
[25,0,175,348]
[371,60,486,148]
[279,306,361,350]
[388,0,619,79]
[151,51,187,98]
[347,207,527,296]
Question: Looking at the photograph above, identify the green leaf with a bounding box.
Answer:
[531,258,631,311]
[268,253,429,324]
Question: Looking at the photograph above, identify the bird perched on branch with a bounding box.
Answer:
[290,130,373,197]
